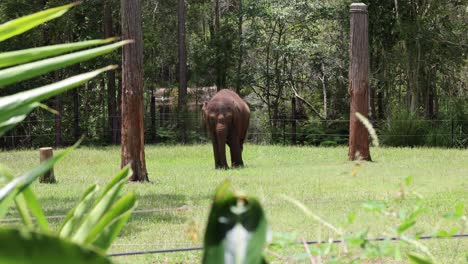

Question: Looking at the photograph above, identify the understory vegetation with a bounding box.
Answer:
[1,0,466,149]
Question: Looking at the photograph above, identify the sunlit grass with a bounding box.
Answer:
[0,145,466,263]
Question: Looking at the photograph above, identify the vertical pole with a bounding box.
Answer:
[348,3,371,161]
[291,97,297,145]
[39,147,56,183]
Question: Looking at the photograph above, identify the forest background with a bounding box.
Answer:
[0,0,466,148]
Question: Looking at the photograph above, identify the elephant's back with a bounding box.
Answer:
[210,89,248,111]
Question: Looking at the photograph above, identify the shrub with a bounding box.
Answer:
[380,109,430,147]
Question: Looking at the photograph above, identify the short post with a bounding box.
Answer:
[291,97,297,145]
[348,3,371,161]
[39,147,56,183]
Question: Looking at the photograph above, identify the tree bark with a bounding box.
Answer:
[348,3,371,161]
[104,0,118,144]
[121,0,148,181]
[320,63,328,119]
[178,0,188,144]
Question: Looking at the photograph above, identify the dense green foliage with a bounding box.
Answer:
[0,0,466,148]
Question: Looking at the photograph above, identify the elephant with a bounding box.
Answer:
[202,89,250,169]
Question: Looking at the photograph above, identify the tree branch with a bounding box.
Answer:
[289,82,326,120]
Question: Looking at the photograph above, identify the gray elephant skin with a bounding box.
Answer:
[202,89,250,169]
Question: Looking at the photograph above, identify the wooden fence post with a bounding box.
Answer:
[39,147,56,183]
[348,3,371,161]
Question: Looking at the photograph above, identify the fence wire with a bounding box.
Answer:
[106,233,468,257]
[2,116,468,149]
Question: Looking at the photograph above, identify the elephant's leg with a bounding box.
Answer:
[216,125,228,169]
[211,136,221,169]
[229,132,244,168]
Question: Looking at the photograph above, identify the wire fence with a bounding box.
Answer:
[1,115,468,149]
[1,204,466,258]
[105,233,468,257]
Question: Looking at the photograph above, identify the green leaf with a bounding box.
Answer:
[0,38,118,68]
[92,211,132,252]
[86,192,137,247]
[455,203,464,217]
[14,194,34,229]
[397,220,416,234]
[0,228,112,264]
[71,183,124,244]
[0,3,77,42]
[432,228,460,238]
[408,252,433,264]
[362,200,387,212]
[96,166,131,201]
[202,181,268,264]
[21,187,49,232]
[0,66,117,136]
[59,184,99,238]
[72,168,131,244]
[0,140,80,209]
[405,176,413,186]
[443,204,464,220]
[0,102,38,137]
[0,40,130,88]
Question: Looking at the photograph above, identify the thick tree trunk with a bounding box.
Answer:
[348,3,371,161]
[178,0,188,144]
[104,0,118,144]
[121,0,148,181]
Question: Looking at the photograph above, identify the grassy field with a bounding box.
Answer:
[0,145,467,263]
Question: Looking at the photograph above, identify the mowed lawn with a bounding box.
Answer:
[0,145,467,263]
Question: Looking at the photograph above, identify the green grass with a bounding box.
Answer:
[1,145,467,263]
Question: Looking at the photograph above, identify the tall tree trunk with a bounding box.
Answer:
[348,3,371,161]
[104,0,118,144]
[178,0,188,144]
[320,63,328,119]
[236,0,243,94]
[54,70,62,147]
[213,0,223,91]
[121,0,148,181]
